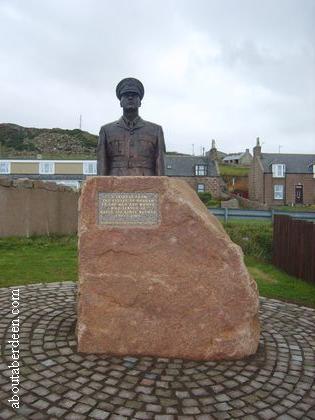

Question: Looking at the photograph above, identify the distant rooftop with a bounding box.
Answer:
[261,153,315,174]
[165,154,219,177]
[223,153,245,160]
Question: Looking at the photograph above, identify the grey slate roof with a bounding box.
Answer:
[165,155,219,177]
[223,153,244,161]
[261,153,315,174]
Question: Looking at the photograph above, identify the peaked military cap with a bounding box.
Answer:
[116,78,145,100]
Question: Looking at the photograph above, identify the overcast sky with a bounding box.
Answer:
[1,0,314,154]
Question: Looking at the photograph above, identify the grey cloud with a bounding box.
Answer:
[0,0,314,153]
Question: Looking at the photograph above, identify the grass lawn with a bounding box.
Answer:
[0,235,314,309]
[273,205,315,212]
[246,256,315,308]
[219,164,249,176]
[0,236,77,287]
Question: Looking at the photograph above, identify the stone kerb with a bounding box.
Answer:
[77,176,260,361]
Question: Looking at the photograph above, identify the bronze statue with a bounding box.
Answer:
[97,78,166,176]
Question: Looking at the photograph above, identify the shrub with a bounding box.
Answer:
[198,192,212,205]
[223,220,273,261]
[207,199,221,208]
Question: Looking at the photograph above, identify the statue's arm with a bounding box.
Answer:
[97,126,108,175]
[155,126,166,175]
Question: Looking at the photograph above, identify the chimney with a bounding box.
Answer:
[253,137,261,157]
[209,139,218,161]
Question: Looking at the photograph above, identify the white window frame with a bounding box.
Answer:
[195,164,207,176]
[197,183,205,193]
[0,160,10,174]
[83,161,97,175]
[272,164,285,178]
[274,184,284,200]
[39,161,55,175]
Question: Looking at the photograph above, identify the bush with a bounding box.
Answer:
[198,192,212,205]
[207,199,221,207]
[223,220,273,261]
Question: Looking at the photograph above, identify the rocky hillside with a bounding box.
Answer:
[0,123,98,158]
[0,123,195,158]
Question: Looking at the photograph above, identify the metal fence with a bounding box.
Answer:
[208,207,315,223]
[272,215,315,283]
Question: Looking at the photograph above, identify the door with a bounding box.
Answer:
[295,185,303,204]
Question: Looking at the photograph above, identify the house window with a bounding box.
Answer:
[274,185,284,200]
[195,164,207,176]
[83,161,97,175]
[197,183,205,193]
[272,164,285,178]
[0,161,10,174]
[39,161,55,174]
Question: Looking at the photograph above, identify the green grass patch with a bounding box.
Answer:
[245,256,315,308]
[0,236,77,287]
[198,192,221,208]
[207,199,221,208]
[1,233,314,308]
[219,164,249,176]
[223,220,273,261]
[273,205,315,212]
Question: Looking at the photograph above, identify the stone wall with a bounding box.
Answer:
[286,174,315,205]
[0,175,224,237]
[176,176,222,198]
[231,194,269,210]
[264,173,315,206]
[0,178,79,237]
[248,155,264,203]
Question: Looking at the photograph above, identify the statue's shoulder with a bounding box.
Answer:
[100,120,119,132]
[142,119,162,131]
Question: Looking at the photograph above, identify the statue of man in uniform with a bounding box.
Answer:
[97,78,166,176]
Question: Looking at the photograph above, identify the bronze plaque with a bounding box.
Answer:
[98,192,159,225]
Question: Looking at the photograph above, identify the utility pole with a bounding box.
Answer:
[192,144,195,156]
[79,114,82,130]
[278,145,282,153]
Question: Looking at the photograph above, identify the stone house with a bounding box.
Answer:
[222,149,253,166]
[249,138,315,206]
[0,147,222,197]
[165,153,221,197]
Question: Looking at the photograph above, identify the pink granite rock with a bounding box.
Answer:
[77,176,260,360]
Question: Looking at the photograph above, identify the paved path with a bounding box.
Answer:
[0,282,314,420]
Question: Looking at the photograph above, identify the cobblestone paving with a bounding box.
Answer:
[0,282,314,419]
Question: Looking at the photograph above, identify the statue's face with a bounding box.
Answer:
[120,92,141,110]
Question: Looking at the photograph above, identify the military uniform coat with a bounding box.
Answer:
[97,116,166,176]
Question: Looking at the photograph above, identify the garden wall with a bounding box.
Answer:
[231,193,269,210]
[0,178,79,237]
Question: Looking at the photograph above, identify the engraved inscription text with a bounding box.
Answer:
[98,192,159,225]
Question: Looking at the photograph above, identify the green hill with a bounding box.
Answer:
[0,123,98,159]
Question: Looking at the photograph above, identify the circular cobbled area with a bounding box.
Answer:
[0,282,314,420]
